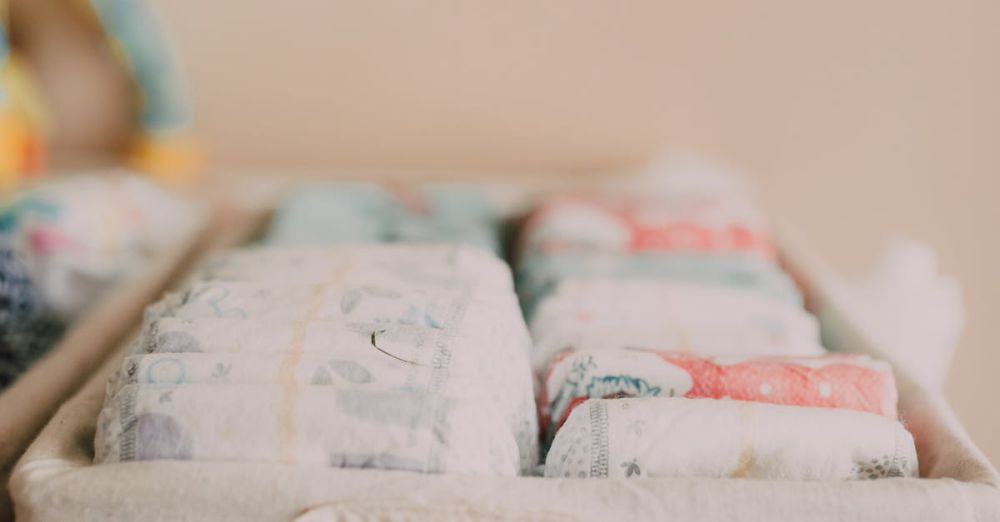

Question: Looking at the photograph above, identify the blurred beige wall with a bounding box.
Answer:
[16,2,1000,460]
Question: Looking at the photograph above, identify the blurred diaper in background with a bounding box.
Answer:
[823,239,964,389]
[0,172,196,387]
[265,182,501,252]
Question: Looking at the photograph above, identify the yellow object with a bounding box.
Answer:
[2,54,47,131]
[0,110,41,191]
[0,111,22,190]
[0,53,47,191]
[129,132,202,185]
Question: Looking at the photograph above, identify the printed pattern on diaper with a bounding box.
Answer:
[545,398,917,480]
[542,350,898,439]
[96,243,538,475]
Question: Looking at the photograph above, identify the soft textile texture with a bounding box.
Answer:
[96,384,518,476]
[529,278,822,370]
[197,244,514,292]
[265,182,500,251]
[13,343,999,521]
[516,251,802,318]
[95,244,539,475]
[151,281,522,328]
[113,351,502,398]
[513,188,800,319]
[545,398,917,480]
[542,351,898,437]
[116,316,537,469]
[519,193,775,258]
[12,194,1000,520]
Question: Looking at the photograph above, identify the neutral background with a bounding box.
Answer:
[11,1,999,461]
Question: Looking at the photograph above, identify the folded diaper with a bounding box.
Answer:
[1,174,197,319]
[545,398,917,480]
[529,278,822,370]
[520,194,775,259]
[197,244,515,293]
[96,384,519,476]
[121,316,538,471]
[114,350,502,399]
[542,350,898,438]
[516,251,803,319]
[150,282,523,334]
[132,315,530,361]
[97,243,540,475]
[265,182,500,251]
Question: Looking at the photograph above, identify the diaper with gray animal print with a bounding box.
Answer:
[94,244,537,475]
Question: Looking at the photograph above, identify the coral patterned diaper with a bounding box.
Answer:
[542,350,898,439]
[520,194,775,258]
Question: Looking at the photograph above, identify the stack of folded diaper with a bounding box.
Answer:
[517,183,918,480]
[95,185,538,476]
[515,190,799,317]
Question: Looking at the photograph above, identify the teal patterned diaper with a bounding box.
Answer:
[265,182,500,252]
[516,251,802,319]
